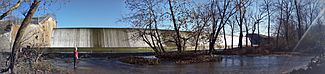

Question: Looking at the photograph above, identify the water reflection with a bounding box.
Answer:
[53,55,312,74]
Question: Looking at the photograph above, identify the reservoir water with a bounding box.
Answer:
[52,55,313,74]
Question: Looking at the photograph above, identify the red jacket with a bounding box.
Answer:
[74,49,78,59]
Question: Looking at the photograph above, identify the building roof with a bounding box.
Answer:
[30,15,53,24]
[246,33,269,38]
[0,15,53,34]
[0,15,53,25]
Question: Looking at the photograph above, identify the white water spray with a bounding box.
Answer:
[293,5,325,52]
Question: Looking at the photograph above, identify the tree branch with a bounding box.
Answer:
[0,0,23,20]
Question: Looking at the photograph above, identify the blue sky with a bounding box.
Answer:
[48,0,211,28]
[52,0,129,28]
[27,0,269,35]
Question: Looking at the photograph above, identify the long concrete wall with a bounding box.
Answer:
[51,28,149,48]
[51,28,253,49]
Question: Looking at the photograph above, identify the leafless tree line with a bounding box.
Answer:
[124,0,324,53]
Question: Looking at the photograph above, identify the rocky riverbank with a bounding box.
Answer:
[289,54,325,74]
[0,52,72,74]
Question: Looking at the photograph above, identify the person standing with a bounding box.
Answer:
[74,47,78,69]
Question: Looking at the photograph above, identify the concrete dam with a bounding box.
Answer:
[51,28,149,48]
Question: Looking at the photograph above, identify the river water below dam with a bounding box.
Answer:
[51,55,313,74]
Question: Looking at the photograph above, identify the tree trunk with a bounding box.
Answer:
[194,25,204,53]
[284,2,291,44]
[294,0,302,40]
[239,27,243,48]
[265,0,271,44]
[223,27,227,49]
[209,0,216,54]
[209,39,216,53]
[245,22,249,47]
[251,22,256,47]
[231,24,234,49]
[237,0,246,49]
[257,21,260,45]
[194,32,200,52]
[276,22,281,48]
[168,0,182,53]
[267,9,271,44]
[149,2,165,53]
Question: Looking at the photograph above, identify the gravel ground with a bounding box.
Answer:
[0,53,9,69]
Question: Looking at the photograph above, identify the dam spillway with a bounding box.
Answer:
[50,28,149,48]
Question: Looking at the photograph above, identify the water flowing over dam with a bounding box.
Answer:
[51,28,149,48]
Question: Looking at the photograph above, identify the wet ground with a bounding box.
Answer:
[50,55,313,74]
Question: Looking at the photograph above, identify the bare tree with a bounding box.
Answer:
[0,0,41,73]
[249,1,266,46]
[275,0,284,49]
[305,0,321,28]
[0,0,68,73]
[167,0,185,52]
[244,16,250,47]
[190,3,210,52]
[167,0,199,52]
[208,0,236,53]
[294,0,303,39]
[235,0,250,49]
[124,0,200,53]
[228,20,236,49]
[262,0,272,43]
[123,0,166,54]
